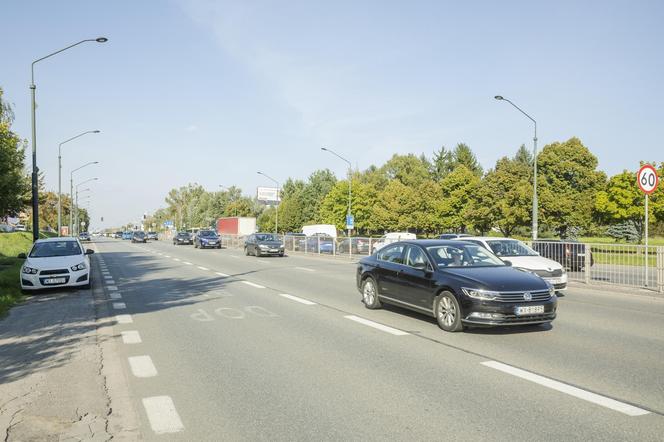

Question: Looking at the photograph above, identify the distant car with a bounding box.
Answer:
[532,240,594,272]
[438,233,471,240]
[302,234,334,254]
[173,232,193,245]
[337,237,370,254]
[131,231,147,243]
[0,224,15,233]
[19,237,94,291]
[195,230,221,249]
[114,231,123,239]
[146,231,158,241]
[284,232,306,251]
[122,232,133,240]
[461,237,568,291]
[79,232,91,242]
[356,240,557,332]
[244,233,285,257]
[14,224,27,232]
[372,232,417,253]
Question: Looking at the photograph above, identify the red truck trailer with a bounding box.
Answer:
[216,217,256,236]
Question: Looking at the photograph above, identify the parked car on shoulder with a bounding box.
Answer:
[337,237,370,254]
[244,233,285,257]
[14,224,27,232]
[173,232,193,245]
[195,230,221,249]
[371,232,417,254]
[19,237,94,291]
[461,237,568,291]
[356,240,557,332]
[147,231,158,241]
[438,233,471,240]
[79,232,91,242]
[0,224,15,233]
[531,240,593,272]
[303,234,334,254]
[114,231,123,239]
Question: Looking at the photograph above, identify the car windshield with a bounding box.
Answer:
[30,241,82,258]
[487,240,538,257]
[177,232,190,237]
[256,234,278,241]
[199,230,217,237]
[426,244,505,268]
[134,232,145,237]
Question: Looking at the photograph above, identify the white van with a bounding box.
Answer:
[302,224,337,238]
[372,232,417,253]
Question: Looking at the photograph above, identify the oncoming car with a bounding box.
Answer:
[194,230,221,249]
[356,240,557,332]
[18,237,94,291]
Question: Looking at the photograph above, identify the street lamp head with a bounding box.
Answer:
[92,130,101,133]
[494,95,504,100]
[321,147,328,151]
[257,171,263,175]
[92,161,99,164]
[96,37,108,43]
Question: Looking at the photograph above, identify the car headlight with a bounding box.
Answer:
[22,266,38,274]
[461,287,499,301]
[71,263,87,271]
[546,282,555,296]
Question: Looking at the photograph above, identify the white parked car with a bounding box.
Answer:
[19,237,94,291]
[461,237,567,290]
[372,232,417,253]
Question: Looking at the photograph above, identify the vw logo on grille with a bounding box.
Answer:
[523,292,532,301]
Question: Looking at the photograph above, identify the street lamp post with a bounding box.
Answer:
[257,172,280,234]
[70,163,99,235]
[321,147,352,237]
[494,95,538,240]
[30,37,108,242]
[58,130,100,236]
[75,188,91,236]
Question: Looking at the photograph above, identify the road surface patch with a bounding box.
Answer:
[344,315,409,336]
[142,396,184,434]
[279,294,317,305]
[121,330,142,344]
[481,361,649,416]
[128,355,158,378]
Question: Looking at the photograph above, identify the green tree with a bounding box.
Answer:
[439,165,480,232]
[381,154,431,187]
[430,146,455,181]
[320,179,377,234]
[371,180,419,232]
[301,169,336,224]
[453,143,483,177]
[0,87,29,217]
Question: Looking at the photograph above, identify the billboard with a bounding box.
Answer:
[257,186,280,203]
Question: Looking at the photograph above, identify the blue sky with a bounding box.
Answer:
[4,0,663,229]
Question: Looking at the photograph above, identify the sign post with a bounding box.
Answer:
[637,164,659,287]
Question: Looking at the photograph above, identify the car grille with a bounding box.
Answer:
[496,290,551,302]
[500,313,556,323]
[534,269,563,277]
[39,269,70,275]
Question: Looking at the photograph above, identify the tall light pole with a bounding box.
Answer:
[70,162,99,235]
[58,130,100,236]
[75,188,91,235]
[494,95,538,240]
[30,37,108,242]
[257,172,280,234]
[322,147,352,237]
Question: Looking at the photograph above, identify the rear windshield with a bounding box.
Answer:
[30,241,82,258]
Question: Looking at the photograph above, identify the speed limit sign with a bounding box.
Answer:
[637,164,659,194]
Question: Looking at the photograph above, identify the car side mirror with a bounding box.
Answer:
[503,260,512,266]
[17,253,27,259]
[85,249,95,255]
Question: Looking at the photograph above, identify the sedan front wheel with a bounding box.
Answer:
[361,277,382,309]
[435,291,464,332]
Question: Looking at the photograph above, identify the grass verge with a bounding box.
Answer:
[0,232,35,317]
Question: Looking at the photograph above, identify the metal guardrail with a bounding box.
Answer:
[216,234,664,293]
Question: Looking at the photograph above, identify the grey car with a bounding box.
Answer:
[244,233,285,257]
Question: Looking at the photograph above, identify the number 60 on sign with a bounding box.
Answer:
[637,164,659,194]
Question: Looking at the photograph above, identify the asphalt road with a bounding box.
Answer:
[92,238,664,441]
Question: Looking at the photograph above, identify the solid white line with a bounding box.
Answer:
[295,266,315,272]
[128,355,158,378]
[109,292,122,300]
[197,266,209,271]
[142,396,184,434]
[115,314,133,324]
[280,294,317,305]
[183,261,193,265]
[242,281,265,289]
[215,272,229,277]
[113,302,126,310]
[344,315,409,336]
[121,330,142,344]
[481,361,649,416]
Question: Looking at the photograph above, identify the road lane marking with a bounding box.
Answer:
[109,292,122,300]
[113,302,126,310]
[128,355,158,378]
[115,314,133,324]
[280,294,316,305]
[165,255,171,258]
[121,330,142,344]
[257,260,273,264]
[242,281,265,289]
[107,285,119,291]
[480,361,650,416]
[197,266,209,271]
[142,396,184,434]
[183,261,193,265]
[173,258,180,262]
[106,280,116,285]
[344,315,409,336]
[103,275,112,278]
[295,266,315,272]
[230,255,241,259]
[215,272,229,277]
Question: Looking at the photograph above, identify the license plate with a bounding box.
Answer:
[546,277,562,284]
[516,305,544,315]
[44,278,66,285]
[269,249,278,252]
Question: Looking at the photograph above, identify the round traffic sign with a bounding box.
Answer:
[637,164,659,194]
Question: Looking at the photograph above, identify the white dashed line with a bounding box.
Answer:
[106,280,116,286]
[295,267,315,272]
[344,315,409,336]
[197,266,209,271]
[121,330,142,344]
[242,281,265,289]
[165,255,171,258]
[215,272,229,277]
[142,396,184,434]
[480,361,649,416]
[279,294,317,305]
[112,302,126,310]
[103,275,112,279]
[173,258,180,262]
[115,314,133,324]
[183,261,193,265]
[230,255,241,259]
[107,286,119,292]
[109,292,122,300]
[257,260,272,264]
[128,355,158,378]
